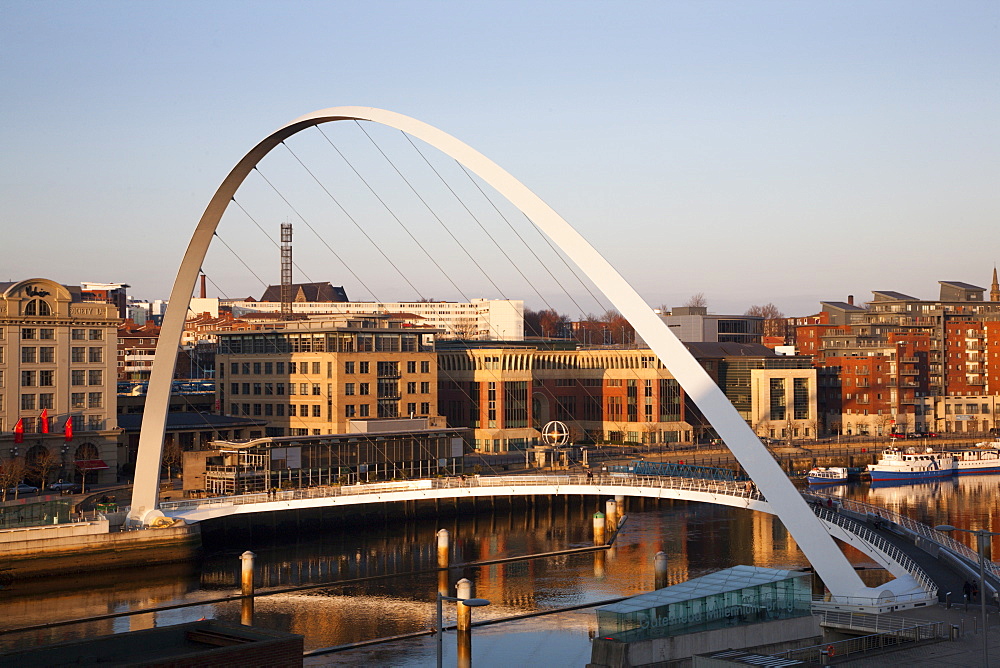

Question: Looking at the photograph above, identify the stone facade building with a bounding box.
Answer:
[0,278,119,486]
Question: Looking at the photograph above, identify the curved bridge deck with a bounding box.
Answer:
[160,472,974,609]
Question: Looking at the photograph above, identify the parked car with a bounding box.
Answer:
[6,483,39,495]
[48,481,81,493]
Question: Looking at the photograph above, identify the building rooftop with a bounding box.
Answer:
[597,565,807,615]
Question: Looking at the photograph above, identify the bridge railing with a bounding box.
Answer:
[159,473,763,513]
[778,620,948,663]
[808,490,1000,584]
[811,505,937,596]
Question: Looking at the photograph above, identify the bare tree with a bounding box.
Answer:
[685,293,708,308]
[162,440,183,481]
[0,458,25,502]
[745,303,787,339]
[29,448,58,490]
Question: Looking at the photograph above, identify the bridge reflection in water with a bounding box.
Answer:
[161,471,942,610]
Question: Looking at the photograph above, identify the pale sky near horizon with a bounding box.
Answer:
[2,1,997,318]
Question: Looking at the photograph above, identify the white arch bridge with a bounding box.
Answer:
[159,473,937,612]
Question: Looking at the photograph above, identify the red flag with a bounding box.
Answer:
[39,409,49,434]
[13,418,24,444]
[64,417,73,442]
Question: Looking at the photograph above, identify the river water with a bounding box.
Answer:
[0,473,997,666]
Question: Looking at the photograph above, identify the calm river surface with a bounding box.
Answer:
[1,473,997,666]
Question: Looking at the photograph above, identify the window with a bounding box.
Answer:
[264,362,273,374]
[21,328,36,340]
[312,362,321,375]
[407,382,417,394]
[89,329,102,340]
[71,370,85,386]
[288,382,296,395]
[359,382,370,395]
[421,382,430,393]
[89,347,103,363]
[88,392,103,408]
[407,402,417,416]
[21,347,36,363]
[289,362,297,374]
[72,329,85,340]
[242,382,250,395]
[360,361,370,374]
[359,404,370,417]
[345,404,356,417]
[88,370,102,385]
[253,362,261,374]
[421,361,430,373]
[276,383,285,395]
[264,382,273,395]
[345,383,355,396]
[312,383,321,395]
[276,362,285,374]
[71,347,85,363]
[242,363,251,374]
[72,393,86,409]
[407,361,417,373]
[253,383,262,395]
[21,394,36,410]
[231,362,239,374]
[231,383,239,395]
[276,404,285,416]
[40,328,54,340]
[39,370,54,386]
[39,393,53,409]
[421,402,430,414]
[21,370,36,386]
[300,383,309,395]
[253,404,262,416]
[39,347,54,363]
[289,405,297,416]
[312,405,321,417]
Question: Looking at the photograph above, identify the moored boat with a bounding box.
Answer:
[806,466,848,484]
[951,443,1000,474]
[866,447,954,482]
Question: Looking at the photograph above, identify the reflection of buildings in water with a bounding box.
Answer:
[232,592,597,650]
[750,511,800,566]
[0,566,200,651]
[861,475,1000,556]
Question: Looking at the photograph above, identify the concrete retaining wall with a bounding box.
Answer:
[588,615,821,668]
[0,523,202,579]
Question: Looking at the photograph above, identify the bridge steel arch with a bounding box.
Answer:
[130,106,871,599]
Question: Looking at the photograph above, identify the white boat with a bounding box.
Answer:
[867,447,954,482]
[806,467,849,484]
[952,443,1000,474]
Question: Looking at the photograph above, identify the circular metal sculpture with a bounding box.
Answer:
[541,421,570,447]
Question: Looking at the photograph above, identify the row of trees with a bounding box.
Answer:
[523,295,788,343]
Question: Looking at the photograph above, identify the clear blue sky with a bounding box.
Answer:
[2,1,997,317]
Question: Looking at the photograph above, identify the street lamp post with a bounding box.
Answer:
[436,585,490,668]
[935,524,999,666]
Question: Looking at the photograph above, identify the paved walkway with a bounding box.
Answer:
[840,603,999,667]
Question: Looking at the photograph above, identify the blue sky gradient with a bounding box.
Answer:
[2,2,997,316]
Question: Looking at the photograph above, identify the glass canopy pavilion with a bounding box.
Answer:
[596,565,812,642]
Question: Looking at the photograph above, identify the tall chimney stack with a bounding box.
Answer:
[847,295,854,306]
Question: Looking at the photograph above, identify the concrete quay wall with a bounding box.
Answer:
[0,523,201,580]
[588,615,821,668]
